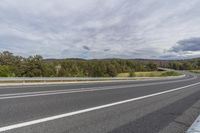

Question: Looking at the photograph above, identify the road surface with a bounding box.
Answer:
[0,73,200,133]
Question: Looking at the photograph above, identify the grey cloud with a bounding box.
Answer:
[171,37,200,52]
[82,45,91,51]
[104,49,110,52]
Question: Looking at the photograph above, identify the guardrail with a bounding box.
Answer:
[0,74,185,82]
[0,73,185,87]
[0,77,136,81]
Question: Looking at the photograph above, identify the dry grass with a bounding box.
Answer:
[117,71,181,77]
[190,70,200,73]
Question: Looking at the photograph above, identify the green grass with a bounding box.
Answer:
[117,71,181,77]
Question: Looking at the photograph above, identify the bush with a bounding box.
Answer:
[129,72,136,77]
[161,71,180,76]
[0,65,14,77]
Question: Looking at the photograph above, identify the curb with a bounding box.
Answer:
[187,115,200,133]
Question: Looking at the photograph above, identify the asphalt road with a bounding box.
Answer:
[0,73,200,133]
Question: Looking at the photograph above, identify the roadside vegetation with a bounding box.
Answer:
[167,60,200,70]
[190,70,200,73]
[117,71,181,77]
[1,51,199,77]
[0,51,157,77]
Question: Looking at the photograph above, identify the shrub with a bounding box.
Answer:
[161,71,180,76]
[129,72,136,77]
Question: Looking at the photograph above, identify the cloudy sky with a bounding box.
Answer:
[0,0,200,59]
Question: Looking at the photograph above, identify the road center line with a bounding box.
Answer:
[0,81,200,132]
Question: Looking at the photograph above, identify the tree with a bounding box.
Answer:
[107,64,117,77]
[20,55,44,77]
[146,62,157,71]
[182,62,192,70]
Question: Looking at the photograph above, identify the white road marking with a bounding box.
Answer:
[0,76,197,100]
[0,81,200,132]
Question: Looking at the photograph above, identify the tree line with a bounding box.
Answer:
[2,51,199,77]
[167,60,200,70]
[0,51,158,77]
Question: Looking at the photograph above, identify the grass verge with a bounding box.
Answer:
[117,71,181,77]
[190,70,200,73]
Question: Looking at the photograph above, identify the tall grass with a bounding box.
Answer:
[117,71,181,77]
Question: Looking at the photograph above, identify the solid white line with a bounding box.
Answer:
[0,76,197,100]
[0,81,200,132]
